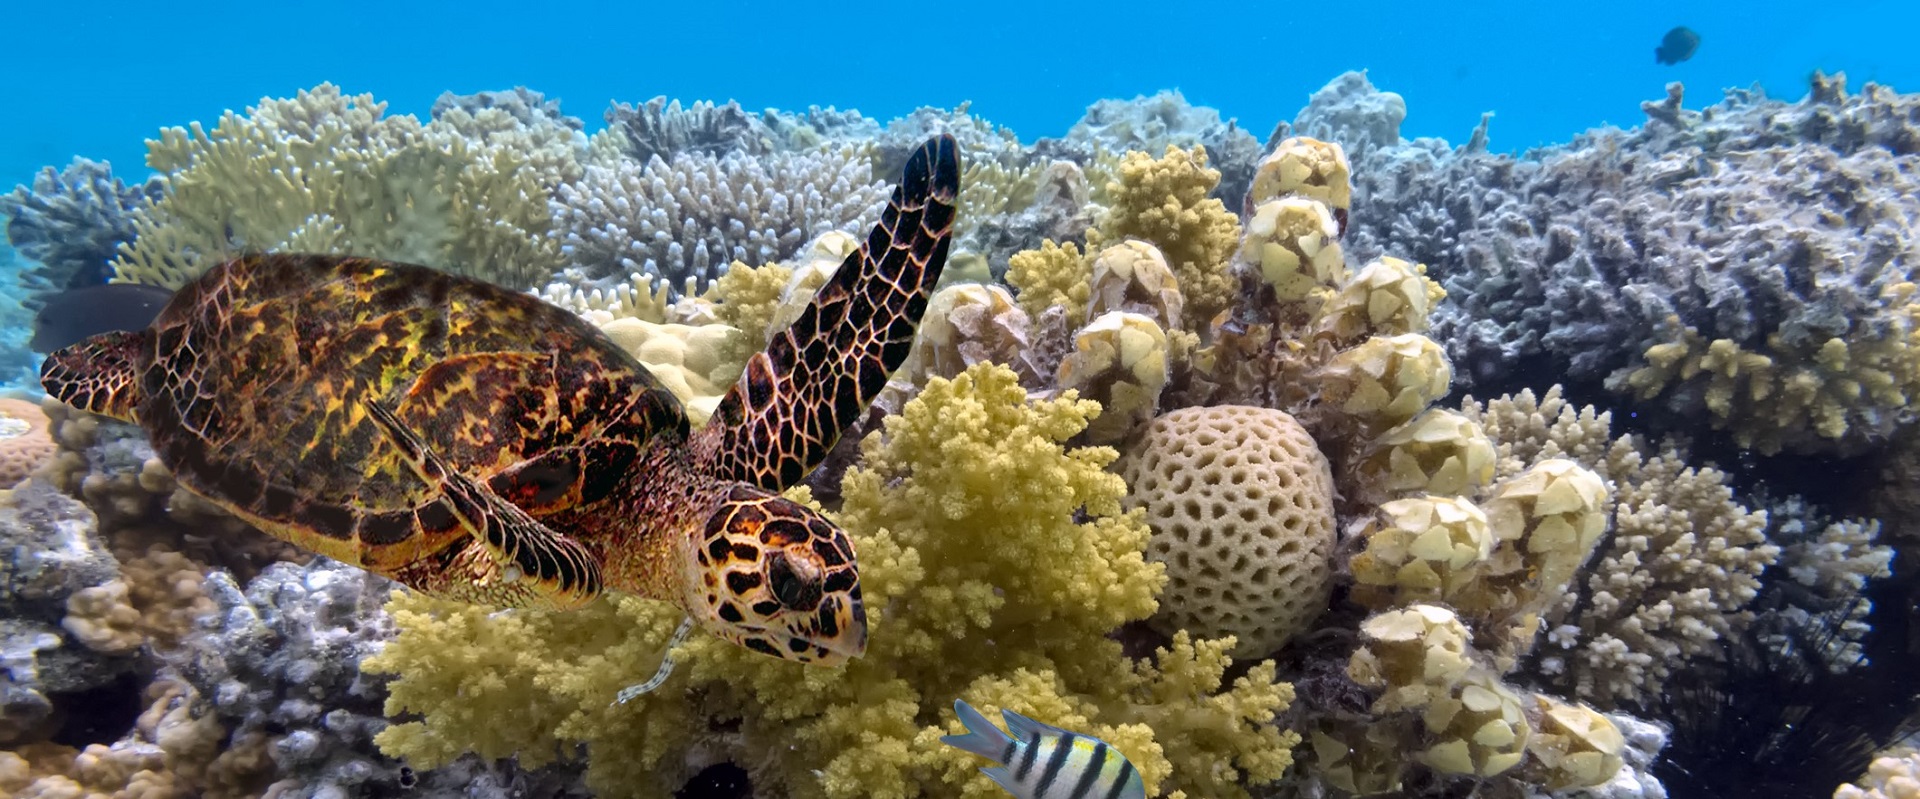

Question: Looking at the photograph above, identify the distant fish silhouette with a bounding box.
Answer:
[31,283,175,353]
[1656,26,1700,65]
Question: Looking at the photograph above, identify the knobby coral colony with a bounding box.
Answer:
[1,74,1917,799]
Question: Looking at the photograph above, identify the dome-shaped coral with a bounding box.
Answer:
[1118,406,1336,657]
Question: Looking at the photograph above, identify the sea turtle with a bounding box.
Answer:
[40,135,960,666]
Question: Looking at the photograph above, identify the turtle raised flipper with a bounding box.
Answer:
[363,398,604,610]
[41,329,152,423]
[697,134,960,491]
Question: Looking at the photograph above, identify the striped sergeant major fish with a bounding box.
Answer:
[940,699,1148,799]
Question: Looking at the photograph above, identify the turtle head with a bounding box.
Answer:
[682,483,867,665]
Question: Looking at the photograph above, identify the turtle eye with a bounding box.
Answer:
[767,550,824,611]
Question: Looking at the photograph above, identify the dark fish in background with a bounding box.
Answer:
[30,283,176,353]
[1657,26,1700,65]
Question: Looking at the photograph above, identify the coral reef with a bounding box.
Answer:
[4,70,1911,799]
[1036,90,1263,208]
[1324,69,1920,455]
[0,158,162,295]
[0,480,130,746]
[367,364,1295,799]
[0,398,56,489]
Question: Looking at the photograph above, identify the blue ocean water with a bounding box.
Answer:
[2,0,1916,187]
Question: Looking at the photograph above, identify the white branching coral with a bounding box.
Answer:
[550,146,887,293]
[1461,387,1788,705]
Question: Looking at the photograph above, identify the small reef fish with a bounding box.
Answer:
[30,283,176,353]
[1656,26,1700,65]
[940,699,1147,799]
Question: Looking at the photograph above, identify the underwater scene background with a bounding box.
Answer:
[4,1,1920,798]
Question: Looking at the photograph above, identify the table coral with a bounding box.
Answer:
[366,363,1295,799]
[112,83,566,292]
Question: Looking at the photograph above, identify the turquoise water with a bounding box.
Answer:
[2,0,1916,185]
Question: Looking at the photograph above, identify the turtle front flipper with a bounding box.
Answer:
[696,134,960,490]
[41,329,155,423]
[363,398,604,610]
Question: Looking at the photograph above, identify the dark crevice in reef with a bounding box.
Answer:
[48,670,145,748]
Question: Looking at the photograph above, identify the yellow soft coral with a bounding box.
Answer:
[1623,298,1920,455]
[1090,146,1241,330]
[706,259,796,343]
[1006,239,1092,326]
[366,363,1293,799]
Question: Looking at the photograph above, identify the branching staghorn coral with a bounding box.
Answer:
[1,158,162,295]
[364,363,1295,799]
[1460,387,1788,706]
[602,97,776,164]
[112,83,567,291]
[550,146,886,292]
[1322,71,1920,455]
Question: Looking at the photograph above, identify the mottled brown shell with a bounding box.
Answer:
[136,253,681,584]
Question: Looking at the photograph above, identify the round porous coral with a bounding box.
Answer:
[1118,405,1336,657]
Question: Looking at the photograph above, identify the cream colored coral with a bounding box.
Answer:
[905,283,1043,386]
[765,230,861,334]
[1350,496,1494,608]
[1119,406,1335,657]
[1309,720,1405,796]
[1520,694,1625,790]
[1459,459,1609,662]
[62,579,145,654]
[1360,409,1496,498]
[1248,136,1351,214]
[1239,198,1345,304]
[1315,257,1445,343]
[1087,240,1184,332]
[1417,671,1529,777]
[1347,604,1475,713]
[1055,312,1170,445]
[1320,334,1453,431]
[597,318,747,425]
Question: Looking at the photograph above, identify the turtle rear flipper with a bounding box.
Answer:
[363,398,604,610]
[41,329,154,423]
[697,134,959,490]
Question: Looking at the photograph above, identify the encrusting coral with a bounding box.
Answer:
[365,363,1296,799]
[0,398,57,489]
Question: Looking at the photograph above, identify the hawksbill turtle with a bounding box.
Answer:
[39,135,961,666]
